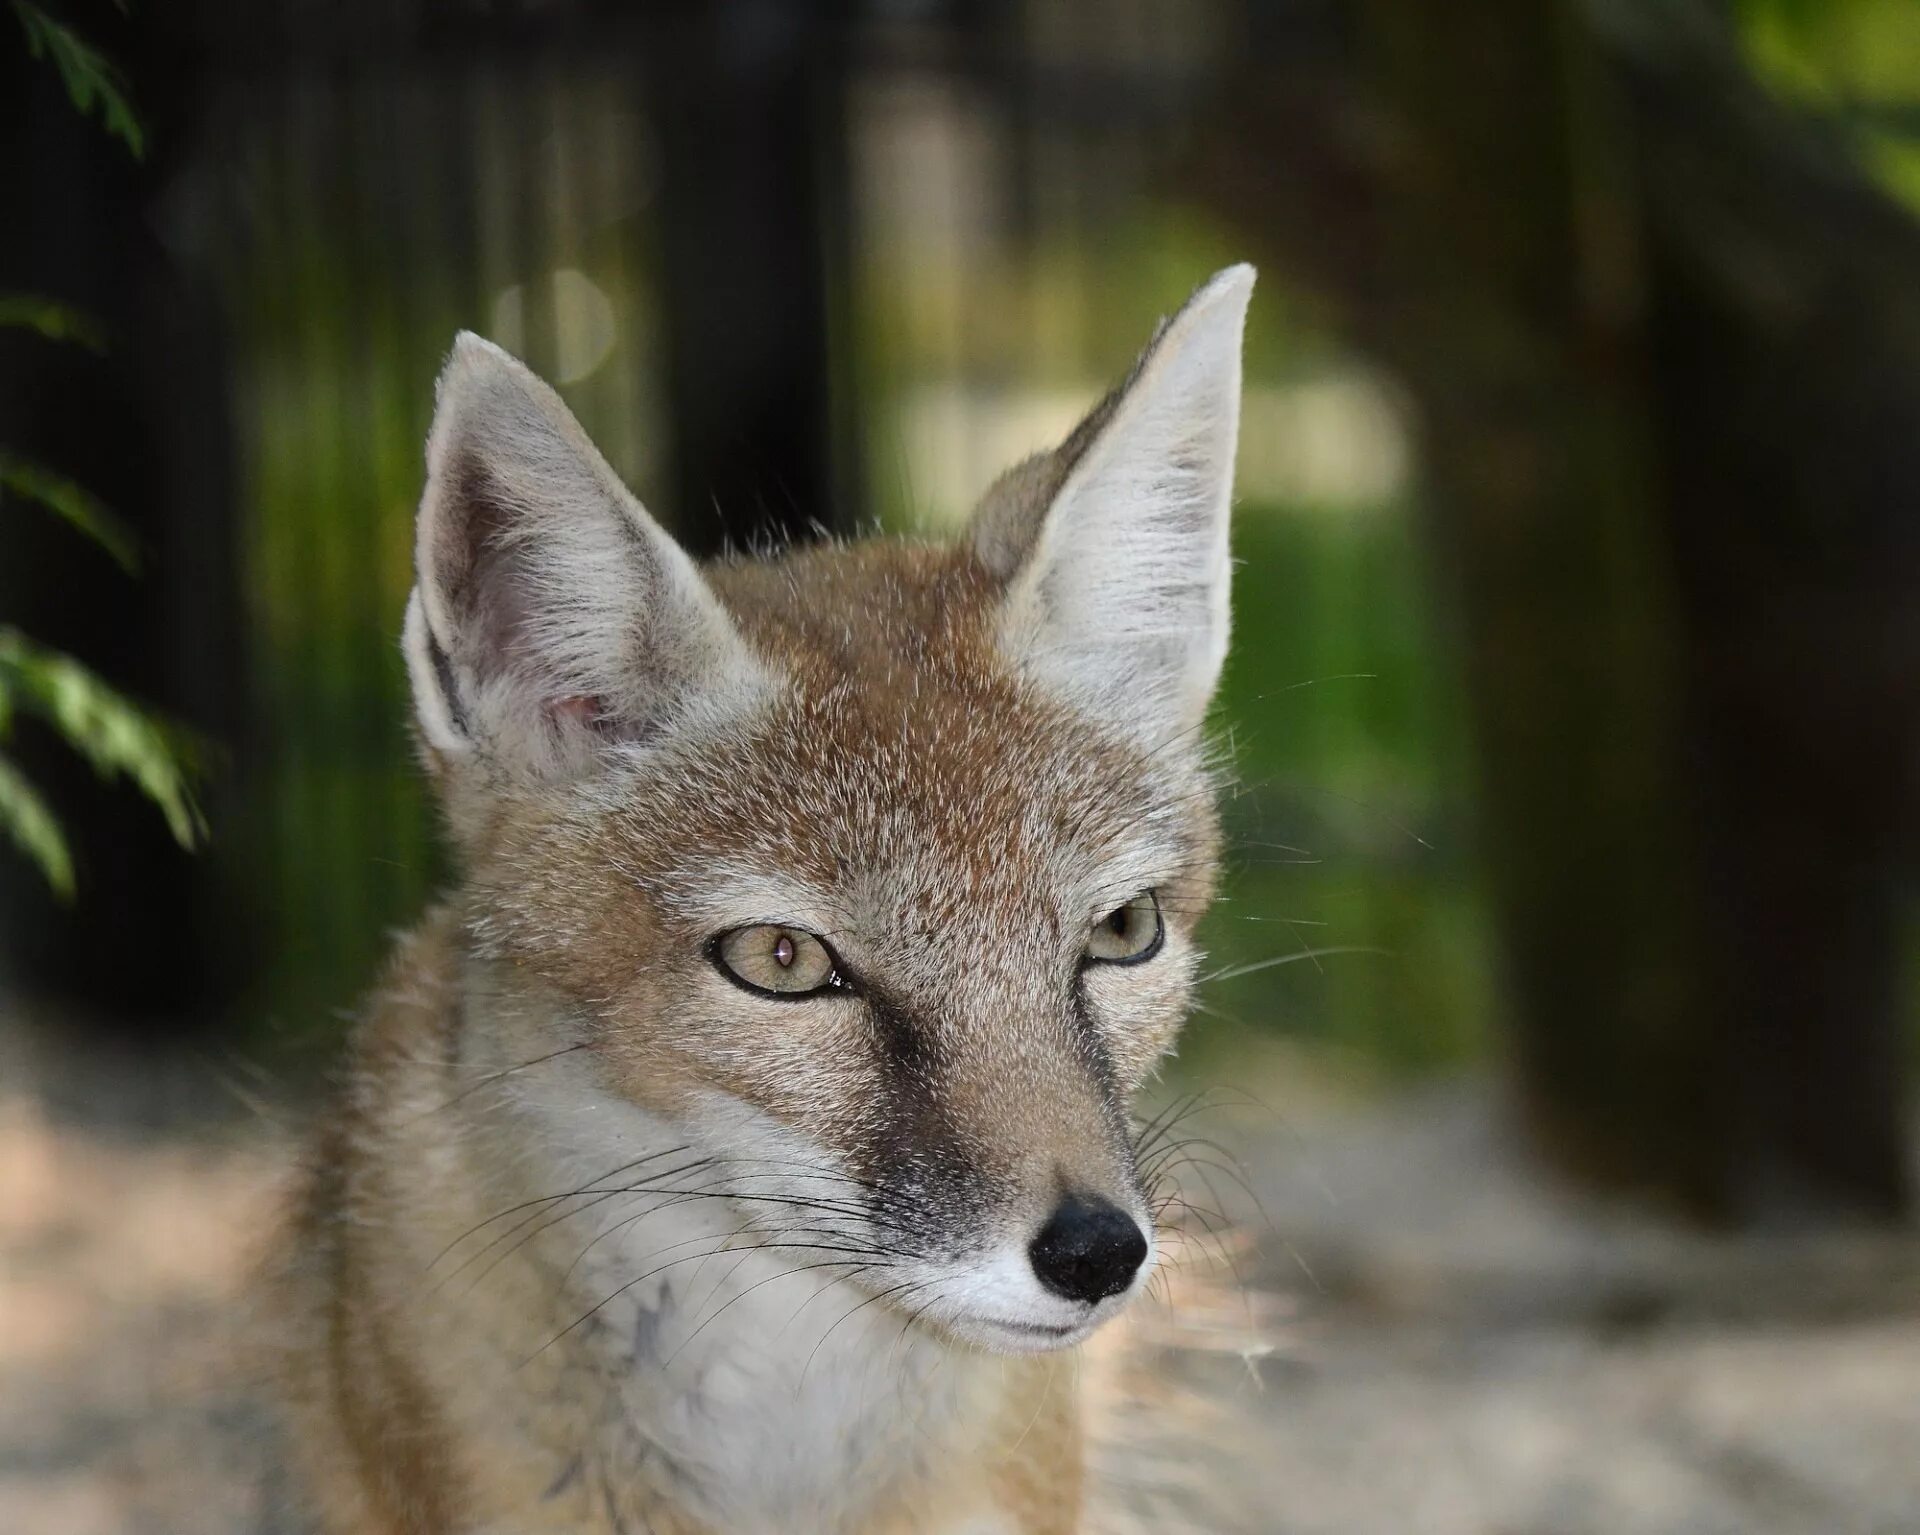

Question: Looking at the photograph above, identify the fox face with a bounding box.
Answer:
[402,268,1252,1354]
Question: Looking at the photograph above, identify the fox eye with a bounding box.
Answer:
[710,925,847,998]
[1084,891,1163,965]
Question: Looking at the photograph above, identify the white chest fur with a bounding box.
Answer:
[598,1216,986,1533]
[457,1058,1002,1535]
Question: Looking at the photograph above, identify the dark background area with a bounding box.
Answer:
[3,0,1917,1224]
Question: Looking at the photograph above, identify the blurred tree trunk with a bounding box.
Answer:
[1197,0,1918,1221]
[638,2,857,556]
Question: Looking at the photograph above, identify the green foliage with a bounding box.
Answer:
[3,5,201,901]
[11,0,144,159]
[0,429,191,896]
[0,293,107,350]
[1734,0,1920,208]
[0,750,73,896]
[0,628,205,898]
[0,451,140,572]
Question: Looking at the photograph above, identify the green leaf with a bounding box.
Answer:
[0,294,107,351]
[0,451,140,572]
[0,749,75,899]
[0,628,205,857]
[12,1,145,160]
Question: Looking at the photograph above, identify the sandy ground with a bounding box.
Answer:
[0,1057,289,1535]
[3,1023,1919,1535]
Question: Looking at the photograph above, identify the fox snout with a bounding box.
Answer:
[817,1028,1162,1352]
[871,1182,1154,1354]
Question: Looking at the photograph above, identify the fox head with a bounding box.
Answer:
[402,267,1252,1353]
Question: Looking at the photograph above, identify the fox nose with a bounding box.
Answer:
[1028,1194,1148,1303]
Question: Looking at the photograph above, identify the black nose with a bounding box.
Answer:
[1028,1194,1148,1303]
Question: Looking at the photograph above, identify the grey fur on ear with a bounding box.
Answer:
[402,332,767,778]
[974,265,1253,746]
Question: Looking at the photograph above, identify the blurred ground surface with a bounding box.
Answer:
[4,1021,1919,1535]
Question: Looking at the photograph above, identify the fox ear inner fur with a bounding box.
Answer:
[971,263,1253,748]
[402,332,764,780]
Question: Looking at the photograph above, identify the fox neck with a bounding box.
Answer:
[441,963,1008,1531]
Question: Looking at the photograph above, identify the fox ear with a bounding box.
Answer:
[972,266,1252,746]
[404,333,764,779]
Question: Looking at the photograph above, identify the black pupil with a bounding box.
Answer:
[773,933,795,968]
[1107,906,1131,937]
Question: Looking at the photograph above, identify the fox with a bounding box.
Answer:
[270,264,1255,1535]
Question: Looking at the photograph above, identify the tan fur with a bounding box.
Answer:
[270,268,1253,1533]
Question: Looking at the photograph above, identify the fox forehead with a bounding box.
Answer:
[588,538,1217,943]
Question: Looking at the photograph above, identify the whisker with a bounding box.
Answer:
[527,1238,903,1366]
[434,1155,716,1291]
[401,1042,593,1124]
[802,1276,927,1390]
[427,1146,702,1271]
[666,1253,890,1367]
[1201,945,1392,984]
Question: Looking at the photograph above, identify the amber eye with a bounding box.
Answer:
[1084,891,1164,965]
[710,925,846,998]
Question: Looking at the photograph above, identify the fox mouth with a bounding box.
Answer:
[982,1316,1079,1341]
[907,1249,1151,1355]
[941,1305,1117,1355]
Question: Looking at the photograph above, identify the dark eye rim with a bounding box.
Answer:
[1082,889,1165,968]
[705,925,858,1002]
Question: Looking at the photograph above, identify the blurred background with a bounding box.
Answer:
[2,1,1918,1532]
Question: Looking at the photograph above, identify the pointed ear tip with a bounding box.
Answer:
[451,328,508,357]
[1193,263,1257,316]
[1153,266,1255,362]
[431,332,547,431]
[441,330,524,386]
